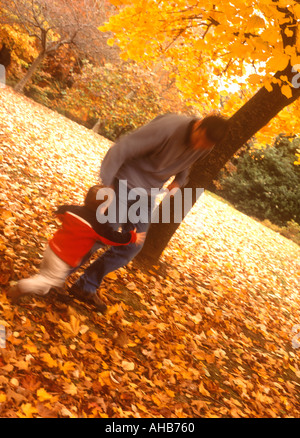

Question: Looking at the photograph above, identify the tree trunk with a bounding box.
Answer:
[14,50,46,93]
[137,73,300,264]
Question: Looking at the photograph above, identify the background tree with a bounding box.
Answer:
[0,43,11,67]
[99,0,300,262]
[0,0,116,92]
[51,60,194,140]
[0,13,39,81]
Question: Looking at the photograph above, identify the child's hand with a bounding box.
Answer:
[134,229,146,245]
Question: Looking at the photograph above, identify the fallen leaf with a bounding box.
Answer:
[63,382,78,396]
[40,353,58,368]
[126,282,136,290]
[59,314,81,337]
[199,381,210,397]
[122,360,135,371]
[19,403,38,418]
[105,272,118,280]
[37,388,52,402]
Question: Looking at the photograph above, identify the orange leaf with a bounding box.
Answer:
[151,394,161,406]
[122,360,135,371]
[37,388,52,402]
[199,381,210,397]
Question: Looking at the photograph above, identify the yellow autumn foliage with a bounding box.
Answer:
[100,0,300,149]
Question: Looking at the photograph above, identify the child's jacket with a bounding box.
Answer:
[49,205,137,267]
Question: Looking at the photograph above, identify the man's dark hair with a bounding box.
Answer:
[196,114,229,144]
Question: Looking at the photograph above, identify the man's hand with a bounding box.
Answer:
[134,228,146,245]
[166,181,180,196]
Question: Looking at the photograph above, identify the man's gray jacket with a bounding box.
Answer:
[100,113,213,194]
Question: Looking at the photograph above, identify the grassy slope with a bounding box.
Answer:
[1,86,300,418]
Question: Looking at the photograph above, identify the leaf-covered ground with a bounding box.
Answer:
[1,86,300,418]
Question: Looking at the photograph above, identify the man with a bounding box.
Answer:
[70,113,229,310]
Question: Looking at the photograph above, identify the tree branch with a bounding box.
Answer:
[272,0,298,49]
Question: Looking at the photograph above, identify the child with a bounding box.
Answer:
[7,185,145,313]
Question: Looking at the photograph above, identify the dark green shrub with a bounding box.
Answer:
[216,137,300,227]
